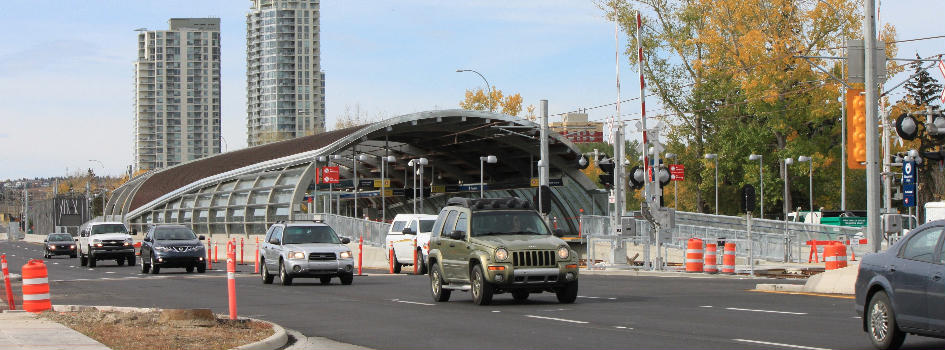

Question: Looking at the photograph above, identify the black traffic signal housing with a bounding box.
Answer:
[628,166,644,189]
[598,157,615,188]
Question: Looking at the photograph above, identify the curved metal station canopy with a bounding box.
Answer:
[106,109,607,236]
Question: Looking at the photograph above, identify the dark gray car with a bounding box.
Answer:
[855,220,945,349]
[43,233,77,258]
[139,225,207,274]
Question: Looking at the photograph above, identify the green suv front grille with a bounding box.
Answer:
[512,250,555,267]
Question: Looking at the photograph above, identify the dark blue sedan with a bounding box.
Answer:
[855,220,945,349]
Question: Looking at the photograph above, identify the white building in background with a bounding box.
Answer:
[246,0,326,147]
[134,18,222,171]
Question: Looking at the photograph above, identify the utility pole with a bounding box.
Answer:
[864,0,882,253]
[539,100,550,219]
[23,182,28,235]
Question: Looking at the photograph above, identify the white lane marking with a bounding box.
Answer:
[525,315,589,324]
[607,297,617,300]
[726,307,807,315]
[700,305,714,308]
[491,311,501,313]
[614,326,633,330]
[391,299,435,306]
[578,296,601,299]
[105,272,115,274]
[733,339,832,350]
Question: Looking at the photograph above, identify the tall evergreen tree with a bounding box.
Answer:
[902,54,942,108]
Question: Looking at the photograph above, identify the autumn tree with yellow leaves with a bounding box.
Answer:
[459,87,529,117]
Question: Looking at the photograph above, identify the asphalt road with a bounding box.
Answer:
[2,240,944,350]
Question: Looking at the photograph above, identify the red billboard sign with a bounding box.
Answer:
[669,164,685,181]
[320,166,340,184]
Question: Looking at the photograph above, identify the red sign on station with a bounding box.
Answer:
[319,166,340,184]
[669,164,685,181]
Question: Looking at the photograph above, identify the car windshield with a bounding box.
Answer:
[154,227,197,240]
[91,224,127,235]
[48,234,72,241]
[471,211,550,237]
[283,226,341,244]
[419,220,435,233]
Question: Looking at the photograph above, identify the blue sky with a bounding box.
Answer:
[0,0,942,180]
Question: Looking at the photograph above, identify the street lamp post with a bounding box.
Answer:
[782,158,794,221]
[331,155,340,215]
[704,154,718,215]
[749,154,764,219]
[381,155,396,222]
[479,155,497,198]
[456,69,493,112]
[409,158,429,214]
[665,153,677,210]
[797,156,813,215]
[354,153,368,219]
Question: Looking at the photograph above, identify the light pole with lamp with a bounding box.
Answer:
[664,153,677,210]
[408,158,429,214]
[353,153,368,219]
[381,155,396,222]
[749,154,764,219]
[313,156,326,214]
[88,159,106,219]
[796,156,813,216]
[704,154,718,215]
[331,155,341,215]
[456,69,493,112]
[782,158,794,221]
[479,155,497,198]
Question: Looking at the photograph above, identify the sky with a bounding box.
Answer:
[0,0,942,180]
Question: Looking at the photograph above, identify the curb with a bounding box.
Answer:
[754,283,805,292]
[51,305,288,350]
[234,318,287,350]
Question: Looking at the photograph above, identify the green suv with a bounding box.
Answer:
[427,197,579,305]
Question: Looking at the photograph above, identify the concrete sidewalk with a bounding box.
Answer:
[0,311,110,350]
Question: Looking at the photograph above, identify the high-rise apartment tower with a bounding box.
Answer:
[134,18,222,171]
[246,0,326,146]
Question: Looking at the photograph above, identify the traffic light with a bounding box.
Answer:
[597,157,615,188]
[895,113,918,141]
[846,89,866,169]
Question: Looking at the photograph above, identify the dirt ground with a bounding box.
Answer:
[40,309,274,350]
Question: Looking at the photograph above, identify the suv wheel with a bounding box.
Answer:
[260,259,273,284]
[391,252,402,274]
[150,255,160,274]
[867,291,905,350]
[140,256,150,274]
[430,262,450,302]
[555,281,579,304]
[340,272,353,285]
[279,260,293,286]
[197,263,206,273]
[88,251,97,268]
[471,264,494,305]
[416,249,427,275]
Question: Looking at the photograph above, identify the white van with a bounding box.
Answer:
[384,214,437,274]
[925,201,945,224]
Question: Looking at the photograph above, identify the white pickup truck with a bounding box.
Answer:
[77,221,137,268]
[384,214,437,274]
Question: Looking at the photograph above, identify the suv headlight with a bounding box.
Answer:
[494,248,509,261]
[339,251,352,259]
[124,238,134,246]
[288,251,306,260]
[557,246,570,260]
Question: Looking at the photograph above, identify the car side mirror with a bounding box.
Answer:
[449,230,465,240]
[198,235,206,241]
[131,229,138,236]
[402,228,415,235]
[269,238,281,245]
[341,237,351,244]
[553,229,567,238]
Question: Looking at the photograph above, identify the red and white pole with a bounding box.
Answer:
[254,237,260,274]
[1,255,15,310]
[358,235,364,276]
[240,238,245,265]
[214,242,218,263]
[207,239,213,270]
[227,241,237,320]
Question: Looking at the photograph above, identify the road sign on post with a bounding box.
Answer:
[321,166,340,184]
[903,160,916,207]
[669,164,685,181]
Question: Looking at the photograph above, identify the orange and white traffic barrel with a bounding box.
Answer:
[685,238,704,273]
[825,243,848,270]
[21,259,51,313]
[721,243,736,274]
[703,243,718,274]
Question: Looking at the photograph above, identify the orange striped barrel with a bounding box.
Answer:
[685,238,704,273]
[721,243,736,274]
[703,243,718,274]
[21,260,51,313]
